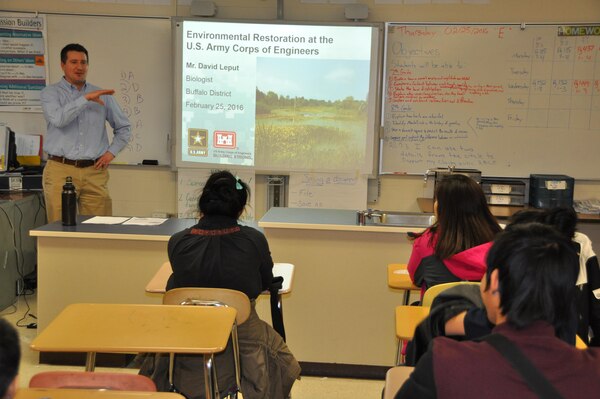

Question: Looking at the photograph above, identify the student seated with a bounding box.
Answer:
[395,223,600,399]
[444,207,600,346]
[407,174,501,296]
[140,171,300,399]
[0,318,20,399]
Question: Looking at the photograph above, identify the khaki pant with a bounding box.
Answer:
[43,160,112,223]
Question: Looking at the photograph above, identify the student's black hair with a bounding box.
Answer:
[431,174,501,259]
[60,43,89,64]
[545,206,577,240]
[0,319,20,399]
[198,170,250,219]
[484,223,579,341]
[509,206,577,240]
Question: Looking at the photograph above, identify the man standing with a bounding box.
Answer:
[41,43,131,222]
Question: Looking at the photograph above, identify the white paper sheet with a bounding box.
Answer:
[82,216,131,224]
[16,134,42,156]
[122,217,168,226]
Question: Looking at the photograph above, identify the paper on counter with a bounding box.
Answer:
[82,216,131,224]
[122,217,167,226]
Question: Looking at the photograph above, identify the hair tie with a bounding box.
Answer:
[235,177,243,190]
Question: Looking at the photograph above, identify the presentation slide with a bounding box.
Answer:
[174,20,380,172]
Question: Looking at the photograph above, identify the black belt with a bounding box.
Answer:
[49,155,97,168]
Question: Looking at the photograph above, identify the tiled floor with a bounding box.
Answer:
[1,292,386,398]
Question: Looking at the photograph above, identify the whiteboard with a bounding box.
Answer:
[382,24,600,179]
[45,14,171,165]
[288,172,368,209]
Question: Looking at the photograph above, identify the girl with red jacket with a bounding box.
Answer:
[407,174,502,296]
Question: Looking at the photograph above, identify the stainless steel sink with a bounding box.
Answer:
[357,210,435,227]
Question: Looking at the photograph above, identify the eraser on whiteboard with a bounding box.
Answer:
[142,160,159,165]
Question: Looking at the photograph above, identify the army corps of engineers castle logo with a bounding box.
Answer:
[188,128,208,156]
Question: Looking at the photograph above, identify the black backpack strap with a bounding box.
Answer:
[483,334,564,399]
[269,276,286,342]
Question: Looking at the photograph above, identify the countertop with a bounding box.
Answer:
[259,207,419,233]
[30,216,261,241]
[30,217,197,241]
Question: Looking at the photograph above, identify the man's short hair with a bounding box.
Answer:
[60,43,89,64]
[0,319,20,398]
[485,223,579,340]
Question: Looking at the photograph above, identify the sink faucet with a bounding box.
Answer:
[356,209,386,225]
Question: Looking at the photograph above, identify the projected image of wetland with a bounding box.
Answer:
[255,58,371,170]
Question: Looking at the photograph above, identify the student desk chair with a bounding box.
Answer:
[387,263,420,305]
[421,281,480,307]
[395,282,481,365]
[162,288,252,397]
[383,366,415,399]
[30,303,236,399]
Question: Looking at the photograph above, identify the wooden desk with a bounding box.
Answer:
[15,388,186,399]
[145,262,295,295]
[31,303,236,399]
[387,264,420,305]
[395,306,430,341]
[383,366,414,399]
[394,306,430,365]
[145,261,173,293]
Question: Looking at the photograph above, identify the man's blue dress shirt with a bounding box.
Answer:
[40,77,131,160]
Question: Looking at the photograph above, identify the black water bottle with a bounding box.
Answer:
[61,176,77,226]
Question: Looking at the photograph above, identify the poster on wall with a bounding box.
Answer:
[0,12,48,112]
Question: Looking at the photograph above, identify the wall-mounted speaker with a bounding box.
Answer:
[344,4,369,21]
[191,0,217,17]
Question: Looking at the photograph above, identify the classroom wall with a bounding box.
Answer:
[5,0,600,23]
[2,0,600,218]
